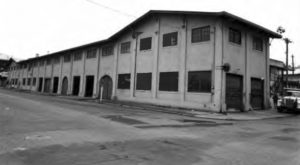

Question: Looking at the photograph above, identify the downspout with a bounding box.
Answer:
[133,32,138,97]
[220,20,225,113]
[211,26,216,104]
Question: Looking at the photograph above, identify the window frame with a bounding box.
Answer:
[252,36,263,52]
[229,27,242,45]
[136,73,152,91]
[139,37,152,51]
[120,41,131,54]
[162,32,178,47]
[159,72,179,92]
[191,26,211,43]
[187,71,212,93]
[117,73,131,89]
[102,45,114,56]
[86,48,97,59]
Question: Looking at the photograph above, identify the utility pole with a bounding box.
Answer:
[292,54,294,75]
[284,38,292,87]
[277,26,292,88]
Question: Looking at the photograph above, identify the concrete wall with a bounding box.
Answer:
[7,13,272,112]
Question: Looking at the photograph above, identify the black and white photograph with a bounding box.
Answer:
[0,0,299,164]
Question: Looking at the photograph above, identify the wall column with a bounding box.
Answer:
[112,42,120,99]
[265,38,270,108]
[58,56,63,94]
[79,51,86,97]
[69,54,74,95]
[94,48,101,98]
[152,17,160,99]
[179,16,188,102]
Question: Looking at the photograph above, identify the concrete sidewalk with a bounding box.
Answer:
[3,87,293,121]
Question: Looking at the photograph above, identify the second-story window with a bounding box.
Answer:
[64,55,71,63]
[74,52,82,61]
[163,32,178,47]
[140,37,152,51]
[120,41,131,54]
[102,45,114,56]
[53,57,60,64]
[192,26,210,43]
[46,58,52,65]
[86,48,97,59]
[253,36,263,51]
[229,28,242,45]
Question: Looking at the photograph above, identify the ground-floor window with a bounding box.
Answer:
[136,73,152,90]
[23,78,26,85]
[159,72,178,91]
[72,76,80,96]
[118,74,131,89]
[188,71,211,93]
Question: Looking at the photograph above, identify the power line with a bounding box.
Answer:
[85,0,137,18]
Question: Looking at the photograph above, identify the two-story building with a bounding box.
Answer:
[7,10,281,112]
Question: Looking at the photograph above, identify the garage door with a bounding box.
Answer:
[251,78,264,109]
[226,74,243,110]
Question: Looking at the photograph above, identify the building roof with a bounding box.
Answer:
[270,58,285,69]
[19,10,282,63]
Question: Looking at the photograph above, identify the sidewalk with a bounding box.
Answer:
[3,87,293,121]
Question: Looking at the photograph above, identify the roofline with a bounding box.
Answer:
[18,10,281,63]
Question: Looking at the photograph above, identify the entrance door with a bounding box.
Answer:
[85,76,94,97]
[38,78,43,92]
[61,77,68,95]
[44,78,51,93]
[226,74,243,110]
[251,78,264,109]
[100,76,112,100]
[53,77,59,93]
[72,76,80,96]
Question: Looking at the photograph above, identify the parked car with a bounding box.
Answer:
[277,89,300,113]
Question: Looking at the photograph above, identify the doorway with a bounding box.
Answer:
[226,74,243,110]
[85,75,94,97]
[44,78,51,93]
[100,75,112,100]
[61,77,68,95]
[38,77,43,92]
[251,78,264,109]
[53,77,59,93]
[72,76,80,96]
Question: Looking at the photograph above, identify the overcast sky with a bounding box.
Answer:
[0,0,299,66]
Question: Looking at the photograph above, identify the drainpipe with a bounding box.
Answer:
[220,20,226,114]
[132,31,143,97]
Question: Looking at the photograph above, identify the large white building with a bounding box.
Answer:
[8,10,281,112]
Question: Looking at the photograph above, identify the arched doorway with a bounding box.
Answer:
[61,77,68,95]
[99,75,112,100]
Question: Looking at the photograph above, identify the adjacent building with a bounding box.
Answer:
[7,10,281,112]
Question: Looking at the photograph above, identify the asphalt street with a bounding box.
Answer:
[0,88,299,165]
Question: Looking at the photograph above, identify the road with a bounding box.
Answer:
[0,88,299,165]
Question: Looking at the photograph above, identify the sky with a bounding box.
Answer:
[0,0,299,66]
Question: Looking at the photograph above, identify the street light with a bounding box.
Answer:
[277,26,292,88]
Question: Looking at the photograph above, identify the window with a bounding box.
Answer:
[253,36,263,51]
[163,32,178,47]
[136,73,152,90]
[86,49,97,59]
[23,78,26,85]
[102,45,114,56]
[229,28,242,45]
[64,55,71,62]
[46,58,52,65]
[140,37,152,50]
[39,61,44,66]
[159,72,178,91]
[192,26,210,43]
[118,74,131,89]
[188,71,211,93]
[53,57,60,64]
[27,78,31,86]
[74,52,82,61]
[120,41,131,54]
[33,78,36,86]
